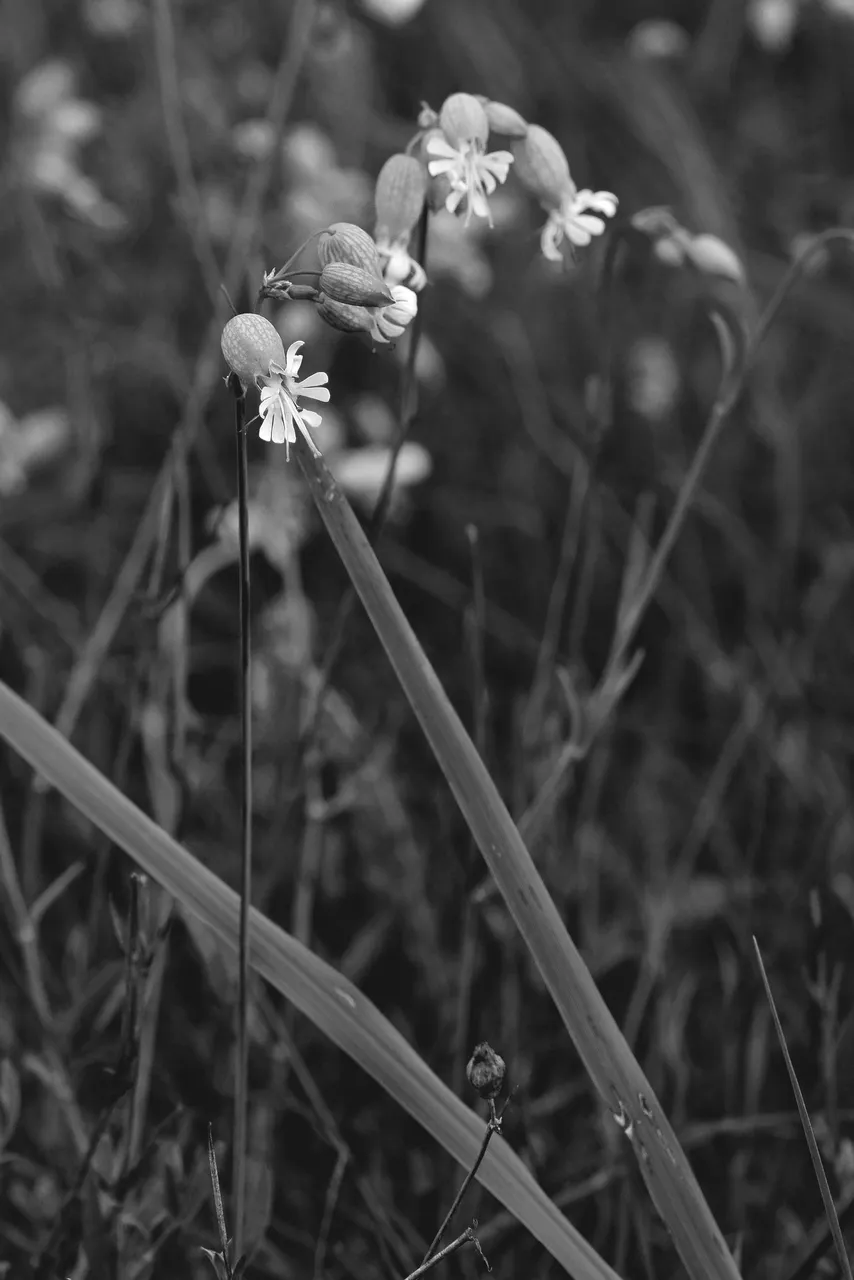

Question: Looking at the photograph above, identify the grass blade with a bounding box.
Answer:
[294,438,741,1280]
[753,937,853,1280]
[0,678,619,1280]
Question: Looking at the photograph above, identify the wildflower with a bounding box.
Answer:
[371,285,417,343]
[540,188,618,260]
[514,124,573,210]
[317,285,418,348]
[257,342,330,457]
[220,315,329,459]
[425,92,513,226]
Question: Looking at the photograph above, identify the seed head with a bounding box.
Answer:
[466,1041,506,1100]
[221,314,285,387]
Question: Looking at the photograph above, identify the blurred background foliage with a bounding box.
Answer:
[3,0,854,1276]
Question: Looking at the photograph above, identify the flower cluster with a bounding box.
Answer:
[222,90,621,457]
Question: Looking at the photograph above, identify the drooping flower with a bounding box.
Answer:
[539,188,619,260]
[371,284,418,343]
[220,315,330,459]
[257,341,330,458]
[425,93,513,227]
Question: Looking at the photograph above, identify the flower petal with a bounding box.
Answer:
[425,135,460,160]
[427,158,458,178]
[295,372,329,389]
[299,409,322,429]
[297,385,331,403]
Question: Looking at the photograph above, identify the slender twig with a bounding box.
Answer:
[231,375,253,1260]
[421,1118,499,1265]
[406,1228,483,1280]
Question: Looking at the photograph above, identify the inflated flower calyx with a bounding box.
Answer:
[630,206,683,241]
[483,100,528,138]
[513,124,573,209]
[438,92,489,147]
[374,153,427,242]
[317,297,374,335]
[319,262,394,307]
[466,1041,506,1100]
[221,314,285,387]
[317,222,384,276]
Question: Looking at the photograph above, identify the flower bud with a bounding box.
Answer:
[466,1041,506,1100]
[317,222,383,276]
[513,124,573,210]
[483,100,528,138]
[316,296,374,335]
[685,233,745,284]
[374,153,427,242]
[417,101,438,128]
[319,261,394,307]
[438,92,489,148]
[221,314,285,386]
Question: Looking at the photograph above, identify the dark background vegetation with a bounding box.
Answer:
[3,0,854,1276]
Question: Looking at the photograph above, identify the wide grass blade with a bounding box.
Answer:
[295,440,741,1280]
[0,679,619,1280]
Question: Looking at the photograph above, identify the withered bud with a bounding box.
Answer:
[319,262,394,307]
[375,153,427,243]
[483,100,529,139]
[466,1041,506,1100]
[318,222,383,277]
[513,124,573,210]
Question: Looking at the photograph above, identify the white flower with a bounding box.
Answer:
[371,285,418,344]
[426,134,514,226]
[540,188,618,260]
[258,340,330,459]
[375,234,427,291]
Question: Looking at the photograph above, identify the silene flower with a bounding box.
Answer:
[425,93,513,227]
[540,188,619,261]
[257,341,330,457]
[375,233,427,291]
[220,315,330,460]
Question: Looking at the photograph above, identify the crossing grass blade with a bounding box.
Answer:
[294,437,742,1280]
[0,678,620,1280]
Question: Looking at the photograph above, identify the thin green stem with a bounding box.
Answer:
[231,377,252,1261]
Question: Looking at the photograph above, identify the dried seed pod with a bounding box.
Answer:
[466,1041,506,1100]
[514,124,573,210]
[319,261,394,307]
[374,153,427,242]
[317,222,383,276]
[483,100,528,139]
[221,314,285,386]
[438,91,489,147]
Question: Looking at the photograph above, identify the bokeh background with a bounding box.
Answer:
[3,0,854,1277]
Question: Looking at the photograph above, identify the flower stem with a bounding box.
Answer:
[229,373,252,1262]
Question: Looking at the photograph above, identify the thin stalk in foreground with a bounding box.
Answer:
[230,375,252,1260]
[422,1116,499,1266]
